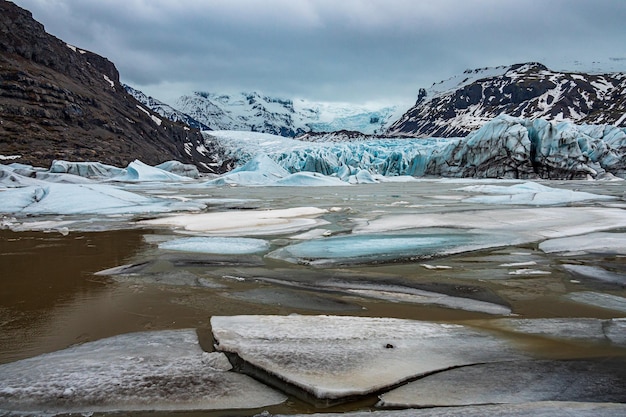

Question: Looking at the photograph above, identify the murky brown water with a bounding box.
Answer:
[1,180,625,415]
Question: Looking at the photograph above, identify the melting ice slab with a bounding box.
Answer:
[211,315,529,401]
[0,330,286,414]
[142,207,328,235]
[377,358,626,408]
[159,236,270,254]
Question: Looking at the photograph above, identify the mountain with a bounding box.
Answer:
[173,91,400,136]
[388,63,626,138]
[123,84,210,131]
[0,0,226,172]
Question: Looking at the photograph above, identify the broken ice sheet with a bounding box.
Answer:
[377,358,626,408]
[539,232,626,255]
[484,317,626,347]
[0,329,286,414]
[211,315,529,401]
[266,230,500,266]
[565,291,626,313]
[457,181,616,205]
[561,264,626,286]
[158,236,270,255]
[141,207,329,236]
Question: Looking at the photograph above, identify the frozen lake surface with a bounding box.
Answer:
[1,165,625,415]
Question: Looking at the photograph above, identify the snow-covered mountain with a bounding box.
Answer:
[388,63,626,138]
[123,84,210,131]
[173,91,401,136]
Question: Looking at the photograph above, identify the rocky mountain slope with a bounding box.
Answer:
[388,63,626,137]
[173,91,400,136]
[0,0,226,172]
[123,85,210,132]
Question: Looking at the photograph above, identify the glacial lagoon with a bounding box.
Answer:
[1,168,626,415]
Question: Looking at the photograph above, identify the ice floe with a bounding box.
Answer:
[561,264,626,286]
[0,329,286,414]
[267,231,492,266]
[211,315,529,401]
[565,291,626,313]
[141,207,328,236]
[159,236,270,254]
[354,207,626,241]
[113,159,192,182]
[457,181,616,205]
[486,317,626,347]
[539,232,626,255]
[377,358,626,408]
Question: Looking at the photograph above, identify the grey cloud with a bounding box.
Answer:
[12,0,626,105]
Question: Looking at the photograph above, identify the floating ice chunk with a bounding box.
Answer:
[0,182,204,215]
[355,207,626,241]
[0,329,286,414]
[343,286,511,315]
[507,269,551,275]
[50,160,125,178]
[155,160,200,178]
[205,154,289,186]
[486,317,626,347]
[565,291,626,313]
[211,315,528,401]
[561,264,626,285]
[267,232,489,266]
[113,160,191,182]
[142,207,328,236]
[274,172,349,186]
[539,232,626,255]
[377,359,626,408]
[159,237,270,254]
[458,181,615,205]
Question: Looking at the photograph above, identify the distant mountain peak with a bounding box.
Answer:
[388,62,626,137]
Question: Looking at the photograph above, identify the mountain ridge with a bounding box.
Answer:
[0,0,225,172]
[388,62,626,137]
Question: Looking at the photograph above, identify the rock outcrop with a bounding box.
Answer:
[0,0,226,172]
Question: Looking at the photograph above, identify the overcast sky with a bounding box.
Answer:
[12,0,626,107]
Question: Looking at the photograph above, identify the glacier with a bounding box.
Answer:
[204,115,626,181]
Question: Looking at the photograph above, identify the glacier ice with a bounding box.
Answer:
[159,236,270,254]
[205,115,626,181]
[113,159,192,182]
[0,329,286,414]
[211,315,529,401]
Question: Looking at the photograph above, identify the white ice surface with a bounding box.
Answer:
[354,207,626,241]
[142,207,329,236]
[159,236,270,254]
[0,329,286,414]
[0,182,204,215]
[458,182,616,205]
[113,160,191,182]
[539,232,626,255]
[211,315,528,400]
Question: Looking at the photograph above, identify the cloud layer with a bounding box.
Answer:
[13,0,626,105]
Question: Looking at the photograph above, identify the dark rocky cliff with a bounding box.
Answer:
[0,0,226,172]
